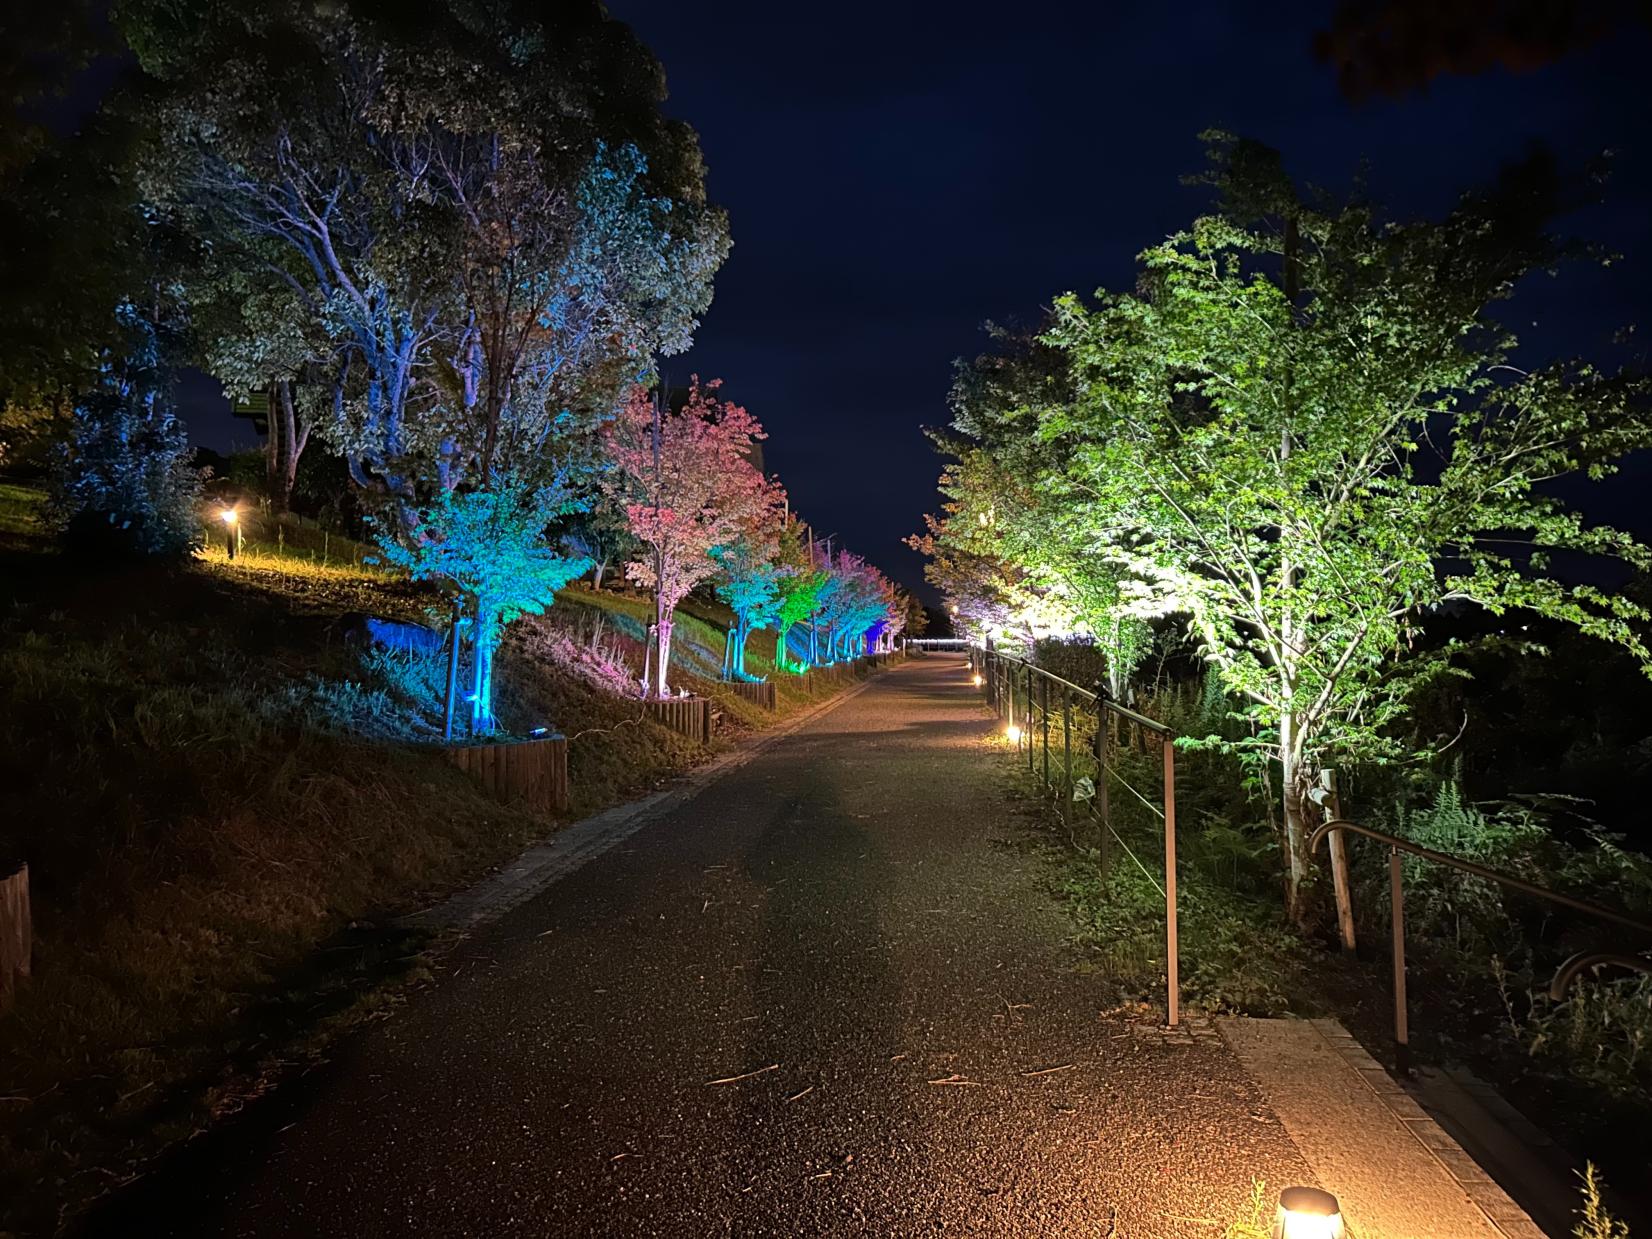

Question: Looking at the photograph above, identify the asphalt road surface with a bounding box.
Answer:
[91,658,1310,1237]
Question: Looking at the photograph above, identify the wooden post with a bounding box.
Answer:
[1321,769,1357,954]
[0,860,30,1014]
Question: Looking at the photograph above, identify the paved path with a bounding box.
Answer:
[94,659,1312,1237]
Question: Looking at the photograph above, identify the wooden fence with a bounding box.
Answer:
[1,860,28,1015]
[645,695,713,744]
[723,679,778,710]
[442,735,570,814]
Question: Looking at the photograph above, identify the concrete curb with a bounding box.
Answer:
[1303,1019,1549,1239]
[401,669,887,933]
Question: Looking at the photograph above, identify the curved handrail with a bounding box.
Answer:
[1308,819,1652,936]
[980,650,1174,735]
[1548,951,1652,1001]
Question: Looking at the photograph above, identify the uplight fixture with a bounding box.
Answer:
[1275,1187,1343,1239]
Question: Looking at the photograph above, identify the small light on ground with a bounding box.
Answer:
[219,508,238,525]
[1005,723,1022,744]
[1276,1186,1343,1239]
[972,673,983,687]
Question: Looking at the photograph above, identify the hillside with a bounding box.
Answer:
[0,488,877,1233]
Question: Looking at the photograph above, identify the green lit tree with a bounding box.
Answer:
[1039,136,1652,921]
[772,521,828,671]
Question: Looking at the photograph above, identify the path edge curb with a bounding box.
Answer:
[1298,1018,1550,1239]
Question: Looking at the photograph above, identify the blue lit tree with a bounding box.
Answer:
[47,303,202,558]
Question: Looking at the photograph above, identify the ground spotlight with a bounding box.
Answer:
[1275,1187,1343,1239]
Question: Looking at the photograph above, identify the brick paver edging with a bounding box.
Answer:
[1304,1019,1547,1239]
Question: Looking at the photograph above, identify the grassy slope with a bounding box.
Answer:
[0,490,865,1233]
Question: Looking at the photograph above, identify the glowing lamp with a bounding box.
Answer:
[219,508,238,525]
[1005,723,1023,744]
[1275,1187,1343,1239]
[972,673,983,687]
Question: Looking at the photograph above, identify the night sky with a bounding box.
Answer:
[183,2,1652,598]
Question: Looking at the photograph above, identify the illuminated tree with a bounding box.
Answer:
[130,0,729,723]
[1039,136,1652,922]
[771,522,828,671]
[603,380,775,698]
[712,509,786,680]
[932,325,1154,690]
[375,477,589,733]
[46,304,201,558]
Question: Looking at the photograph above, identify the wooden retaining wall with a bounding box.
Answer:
[442,736,569,814]
[645,695,713,744]
[0,860,29,1015]
[723,679,778,710]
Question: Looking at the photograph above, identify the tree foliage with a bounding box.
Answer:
[922,134,1652,921]
[45,304,202,558]
[603,379,778,697]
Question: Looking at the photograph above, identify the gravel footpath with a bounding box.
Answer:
[91,658,1312,1237]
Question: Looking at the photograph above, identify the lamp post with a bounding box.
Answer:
[219,508,240,560]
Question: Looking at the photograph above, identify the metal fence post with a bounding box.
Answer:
[1025,663,1034,769]
[1097,704,1112,879]
[1390,845,1410,1076]
[1040,675,1050,789]
[1062,687,1073,826]
[1163,734,1180,1028]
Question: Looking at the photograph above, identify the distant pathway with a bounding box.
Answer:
[94,659,1310,1237]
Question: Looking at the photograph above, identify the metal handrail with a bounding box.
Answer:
[1309,818,1652,1074]
[1308,820,1652,936]
[980,650,1175,736]
[1548,951,1652,1001]
[972,644,1182,1026]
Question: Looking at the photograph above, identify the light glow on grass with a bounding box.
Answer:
[1005,723,1022,744]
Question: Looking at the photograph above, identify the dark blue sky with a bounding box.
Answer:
[188,1,1652,597]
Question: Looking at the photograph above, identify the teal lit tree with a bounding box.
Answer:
[375,477,590,734]
[713,520,784,680]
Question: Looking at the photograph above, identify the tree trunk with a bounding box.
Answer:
[1278,734,1319,928]
[591,557,607,591]
[469,597,495,735]
[267,379,309,514]
[655,616,674,698]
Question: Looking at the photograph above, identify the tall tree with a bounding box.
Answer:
[713,514,785,680]
[603,380,776,698]
[1039,137,1652,921]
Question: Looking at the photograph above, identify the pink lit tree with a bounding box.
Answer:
[603,378,775,698]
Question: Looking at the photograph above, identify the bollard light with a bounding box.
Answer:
[1275,1187,1343,1239]
[219,507,238,525]
[1005,723,1023,744]
[972,673,983,687]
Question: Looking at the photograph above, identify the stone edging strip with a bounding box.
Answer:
[401,670,886,933]
[1304,1019,1548,1239]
